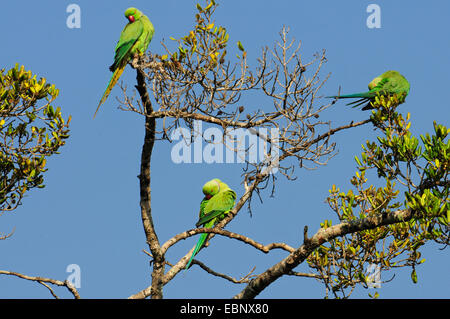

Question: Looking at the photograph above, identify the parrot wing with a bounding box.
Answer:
[110,19,144,71]
[195,189,236,227]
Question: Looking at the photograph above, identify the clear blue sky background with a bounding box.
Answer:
[0,0,448,298]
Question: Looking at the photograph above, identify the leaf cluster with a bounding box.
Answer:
[307,97,449,298]
[0,64,71,215]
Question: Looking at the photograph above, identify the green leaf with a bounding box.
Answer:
[205,1,214,11]
[411,269,418,284]
[237,41,245,52]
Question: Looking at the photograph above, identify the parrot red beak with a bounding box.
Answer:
[205,194,212,200]
[128,15,135,22]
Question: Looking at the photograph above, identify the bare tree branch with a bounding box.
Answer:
[161,226,295,254]
[0,270,80,299]
[135,67,165,299]
[233,208,413,299]
[192,260,257,284]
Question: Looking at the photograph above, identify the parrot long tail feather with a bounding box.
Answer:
[185,233,208,270]
[327,91,374,100]
[94,61,127,118]
[361,103,374,111]
[346,98,370,107]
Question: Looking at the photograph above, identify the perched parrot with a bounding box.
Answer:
[328,70,410,110]
[94,7,154,118]
[185,179,237,270]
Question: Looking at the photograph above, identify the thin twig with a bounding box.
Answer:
[0,270,80,299]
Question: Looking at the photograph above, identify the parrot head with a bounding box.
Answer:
[368,76,382,90]
[202,178,222,199]
[124,7,142,23]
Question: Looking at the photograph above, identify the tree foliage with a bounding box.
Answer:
[308,96,449,298]
[0,64,70,233]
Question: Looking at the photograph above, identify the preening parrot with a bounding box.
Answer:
[94,7,154,118]
[185,179,236,270]
[328,70,410,110]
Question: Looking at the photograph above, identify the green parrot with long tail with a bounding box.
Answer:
[328,70,410,110]
[185,179,236,270]
[94,7,154,118]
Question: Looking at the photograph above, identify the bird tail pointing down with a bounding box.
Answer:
[185,233,208,270]
[94,60,127,118]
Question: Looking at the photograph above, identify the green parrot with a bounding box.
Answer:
[328,70,410,110]
[94,7,154,118]
[185,178,237,270]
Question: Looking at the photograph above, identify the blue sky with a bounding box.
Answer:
[0,0,448,298]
